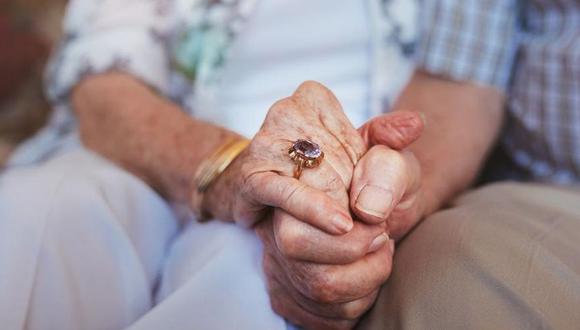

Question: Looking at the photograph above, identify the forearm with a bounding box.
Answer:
[72,72,241,205]
[394,70,504,215]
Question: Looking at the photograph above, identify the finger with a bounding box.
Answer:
[240,171,353,234]
[267,253,380,320]
[350,145,421,224]
[293,81,367,167]
[263,254,357,330]
[307,143,356,191]
[277,242,394,304]
[260,216,393,308]
[273,209,388,264]
[358,111,425,150]
[295,287,380,322]
[246,136,351,200]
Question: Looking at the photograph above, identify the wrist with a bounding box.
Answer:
[201,156,240,222]
[190,138,250,220]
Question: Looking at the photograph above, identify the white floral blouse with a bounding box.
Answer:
[9,0,419,167]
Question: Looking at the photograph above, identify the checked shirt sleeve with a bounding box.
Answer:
[46,0,173,104]
[415,0,520,91]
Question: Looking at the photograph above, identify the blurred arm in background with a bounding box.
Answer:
[350,0,519,240]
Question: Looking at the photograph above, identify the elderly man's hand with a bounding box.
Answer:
[353,112,426,240]
[256,213,393,329]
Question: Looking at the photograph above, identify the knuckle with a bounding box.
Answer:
[343,239,367,261]
[308,271,341,304]
[338,300,370,320]
[295,81,339,108]
[275,223,301,258]
[298,80,327,93]
[268,97,295,117]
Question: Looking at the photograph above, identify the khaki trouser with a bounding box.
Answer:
[359,182,580,330]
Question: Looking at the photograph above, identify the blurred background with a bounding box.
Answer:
[0,0,66,164]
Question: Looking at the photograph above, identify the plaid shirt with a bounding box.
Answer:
[416,0,580,184]
[8,0,419,167]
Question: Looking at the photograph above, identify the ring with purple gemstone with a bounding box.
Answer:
[288,139,324,179]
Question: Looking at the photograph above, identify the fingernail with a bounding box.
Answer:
[355,185,393,219]
[369,233,389,253]
[332,214,353,234]
[389,239,395,254]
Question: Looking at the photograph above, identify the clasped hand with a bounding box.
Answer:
[203,81,425,329]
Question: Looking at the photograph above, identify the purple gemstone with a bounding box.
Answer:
[293,139,322,159]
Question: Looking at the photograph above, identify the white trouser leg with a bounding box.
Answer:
[0,149,179,330]
[128,220,289,330]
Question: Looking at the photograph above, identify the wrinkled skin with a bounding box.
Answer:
[205,81,425,329]
[205,81,369,234]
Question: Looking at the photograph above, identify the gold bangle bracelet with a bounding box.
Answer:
[191,138,250,220]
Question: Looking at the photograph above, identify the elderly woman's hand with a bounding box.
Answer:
[254,111,424,329]
[203,81,367,235]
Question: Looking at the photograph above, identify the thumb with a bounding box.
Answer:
[358,111,425,150]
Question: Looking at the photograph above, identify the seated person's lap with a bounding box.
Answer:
[0,150,175,329]
[360,182,580,329]
[0,148,288,330]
